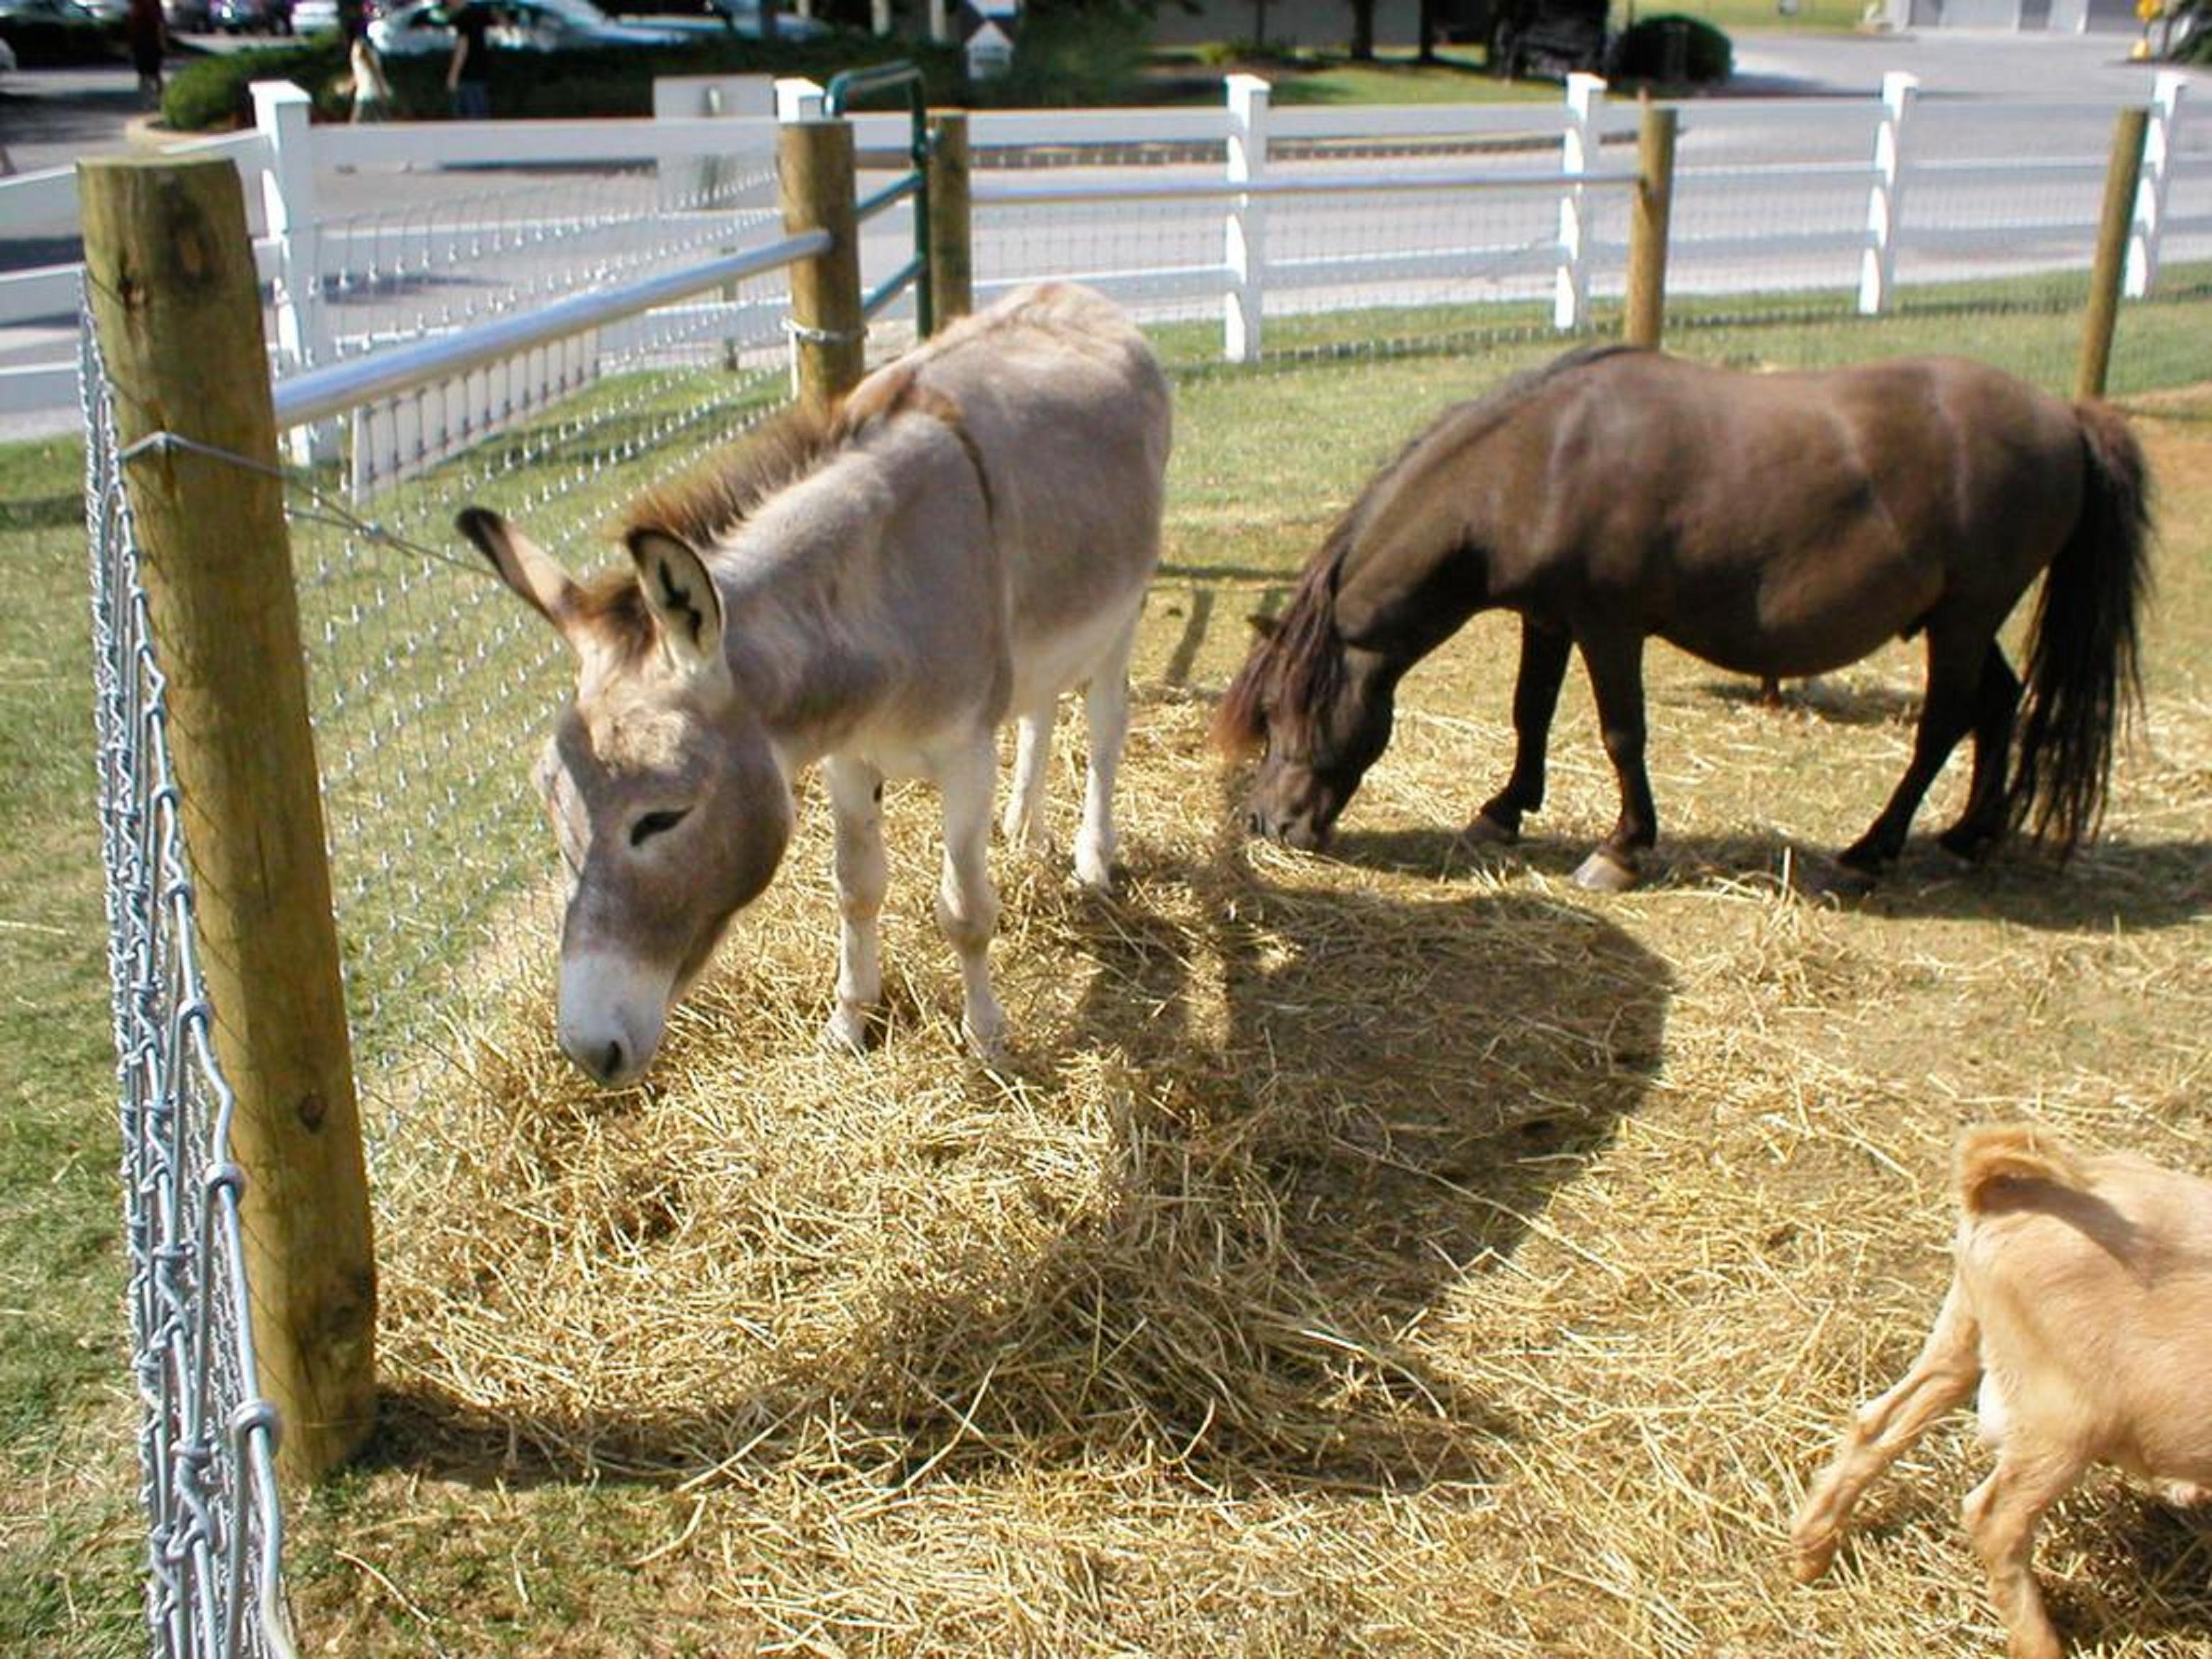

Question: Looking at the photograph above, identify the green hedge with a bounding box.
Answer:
[1609,14,1732,85]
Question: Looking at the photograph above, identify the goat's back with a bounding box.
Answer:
[1953,1124,2212,1485]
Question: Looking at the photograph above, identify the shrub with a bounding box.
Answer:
[1607,13,1731,85]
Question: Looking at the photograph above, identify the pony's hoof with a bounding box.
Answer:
[1938,827,2000,866]
[1466,812,1519,847]
[1572,849,1639,893]
[1803,860,1878,900]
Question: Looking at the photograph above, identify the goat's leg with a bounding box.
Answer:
[935,735,1007,1061]
[1792,1280,1982,1582]
[1962,1440,2085,1659]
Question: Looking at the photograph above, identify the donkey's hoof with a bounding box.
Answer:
[1465,811,1519,847]
[822,1002,876,1055]
[1571,849,1640,893]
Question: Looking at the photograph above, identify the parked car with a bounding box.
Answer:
[210,0,291,30]
[162,0,210,27]
[290,0,338,27]
[369,0,696,52]
[0,0,119,63]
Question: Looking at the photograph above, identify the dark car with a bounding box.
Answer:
[0,0,120,63]
[163,0,210,28]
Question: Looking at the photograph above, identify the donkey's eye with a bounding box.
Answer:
[629,808,691,848]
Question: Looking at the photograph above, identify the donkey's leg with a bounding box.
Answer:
[1074,614,1141,891]
[824,753,889,1053]
[1573,627,1654,891]
[1473,618,1572,844]
[935,736,1008,1061]
[1001,701,1056,855]
[1961,1439,2086,1659]
[1938,643,2022,863]
[1791,1278,1982,1583]
[1841,625,1982,874]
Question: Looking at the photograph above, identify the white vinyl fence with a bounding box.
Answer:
[3,64,2203,431]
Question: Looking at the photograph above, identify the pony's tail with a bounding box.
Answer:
[2005,400,2153,857]
[1955,1123,2092,1215]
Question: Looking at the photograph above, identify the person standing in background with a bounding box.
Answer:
[446,0,492,118]
[127,0,166,112]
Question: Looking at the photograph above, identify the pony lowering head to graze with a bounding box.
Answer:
[1218,346,2152,892]
[462,282,1171,1084]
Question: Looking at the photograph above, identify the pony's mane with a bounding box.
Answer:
[1214,343,1641,755]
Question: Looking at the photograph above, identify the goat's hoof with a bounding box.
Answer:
[1789,1536,1838,1585]
[1572,848,1640,893]
[1466,811,1519,846]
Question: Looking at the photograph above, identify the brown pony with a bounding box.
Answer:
[1218,346,2152,891]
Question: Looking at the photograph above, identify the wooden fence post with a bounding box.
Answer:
[2077,105,2149,403]
[1624,102,1678,351]
[927,111,973,331]
[779,117,866,415]
[78,156,376,1485]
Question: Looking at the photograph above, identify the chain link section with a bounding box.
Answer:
[85,323,299,1659]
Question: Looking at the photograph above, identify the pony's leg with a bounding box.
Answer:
[1074,615,1140,891]
[1791,1279,1982,1583]
[824,753,888,1053]
[935,736,1008,1061]
[1938,644,2022,863]
[1841,625,1982,873]
[1001,701,1056,855]
[1575,628,1654,891]
[1472,619,1572,844]
[1961,1439,2086,1659]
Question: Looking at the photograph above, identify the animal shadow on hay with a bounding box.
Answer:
[1332,820,2212,933]
[365,782,1671,1501]
[1696,676,1924,728]
[2050,1491,2212,1650]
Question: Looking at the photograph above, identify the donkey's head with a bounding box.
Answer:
[460,507,792,1087]
[1215,580,1398,854]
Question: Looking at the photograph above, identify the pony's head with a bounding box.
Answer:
[1215,541,1398,853]
[459,505,792,1087]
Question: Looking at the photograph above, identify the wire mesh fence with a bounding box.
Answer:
[279,163,803,1075]
[86,326,297,1659]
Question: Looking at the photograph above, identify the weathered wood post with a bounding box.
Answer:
[78,156,376,1484]
[1624,101,1678,351]
[927,111,974,331]
[779,117,866,415]
[2077,106,2149,403]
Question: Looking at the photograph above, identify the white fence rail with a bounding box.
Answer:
[2,65,2205,426]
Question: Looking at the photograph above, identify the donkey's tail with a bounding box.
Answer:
[2005,399,2153,857]
[1956,1123,2092,1215]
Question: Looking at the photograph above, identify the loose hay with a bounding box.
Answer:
[300,401,2212,1657]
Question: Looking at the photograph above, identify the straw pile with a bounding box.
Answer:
[300,398,2212,1657]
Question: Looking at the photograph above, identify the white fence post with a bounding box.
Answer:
[1858,71,1918,316]
[775,76,825,122]
[1224,73,1270,365]
[2126,70,2188,299]
[1555,73,1604,331]
[252,81,332,462]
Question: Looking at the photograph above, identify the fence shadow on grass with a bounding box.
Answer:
[360,771,1673,1503]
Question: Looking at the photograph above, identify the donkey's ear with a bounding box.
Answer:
[1246,611,1282,642]
[627,528,725,675]
[457,507,586,643]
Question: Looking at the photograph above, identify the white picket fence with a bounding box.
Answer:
[0,63,2202,429]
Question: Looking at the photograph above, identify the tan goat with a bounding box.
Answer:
[1791,1123,2212,1659]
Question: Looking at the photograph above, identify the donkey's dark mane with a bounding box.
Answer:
[1214,344,1640,755]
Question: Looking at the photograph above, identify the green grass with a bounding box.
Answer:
[0,437,142,1655]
